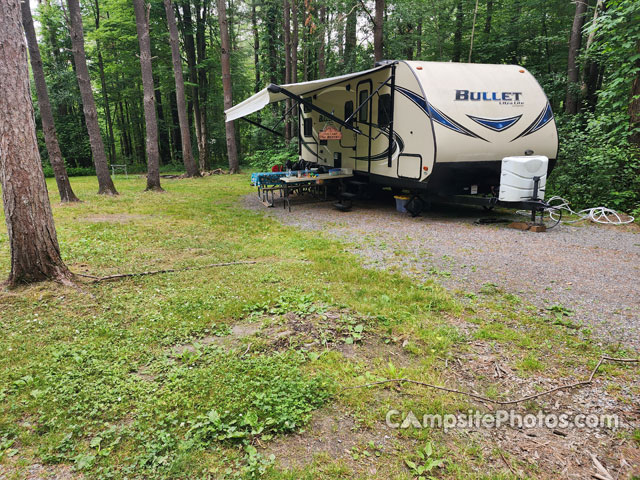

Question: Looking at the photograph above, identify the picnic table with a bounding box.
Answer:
[251,170,353,210]
[280,173,353,211]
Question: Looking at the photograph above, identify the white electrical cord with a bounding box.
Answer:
[518,196,635,225]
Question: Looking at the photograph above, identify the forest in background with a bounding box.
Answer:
[28,0,640,213]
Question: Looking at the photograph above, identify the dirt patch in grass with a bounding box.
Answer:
[0,460,80,480]
[264,404,414,477]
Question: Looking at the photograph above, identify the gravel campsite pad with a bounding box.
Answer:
[247,193,640,352]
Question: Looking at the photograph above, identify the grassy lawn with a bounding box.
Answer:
[0,174,637,479]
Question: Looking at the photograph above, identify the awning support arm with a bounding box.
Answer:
[274,101,299,128]
[268,84,363,135]
[240,117,284,137]
[345,76,392,126]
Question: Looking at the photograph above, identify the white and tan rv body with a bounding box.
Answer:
[226,60,558,196]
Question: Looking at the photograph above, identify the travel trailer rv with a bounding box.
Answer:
[225,60,558,215]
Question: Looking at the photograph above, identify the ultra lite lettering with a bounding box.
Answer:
[455,90,523,101]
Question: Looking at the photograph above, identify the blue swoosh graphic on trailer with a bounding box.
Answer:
[511,103,554,141]
[396,86,487,142]
[467,114,522,132]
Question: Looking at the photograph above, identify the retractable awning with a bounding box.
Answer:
[224,64,391,122]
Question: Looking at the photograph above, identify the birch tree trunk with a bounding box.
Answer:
[217,0,239,173]
[0,0,73,286]
[133,0,163,191]
[21,0,79,203]
[163,0,199,177]
[67,0,118,194]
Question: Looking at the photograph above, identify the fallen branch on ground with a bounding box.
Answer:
[342,356,638,405]
[75,260,257,282]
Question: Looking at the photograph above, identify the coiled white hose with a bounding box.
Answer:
[543,196,634,225]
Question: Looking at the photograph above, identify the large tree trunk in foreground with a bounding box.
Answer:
[21,0,79,203]
[373,0,384,62]
[1,0,72,286]
[217,0,239,173]
[565,0,587,114]
[67,0,118,194]
[164,0,199,177]
[133,0,163,191]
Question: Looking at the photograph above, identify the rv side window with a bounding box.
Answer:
[378,94,392,127]
[358,90,369,122]
[303,97,312,113]
[344,101,354,125]
[303,118,313,137]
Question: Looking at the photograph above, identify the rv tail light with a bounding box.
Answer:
[423,166,429,171]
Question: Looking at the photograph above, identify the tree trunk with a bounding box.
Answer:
[630,40,640,148]
[1,0,73,286]
[284,0,292,142]
[93,0,116,164]
[565,0,587,114]
[155,85,171,165]
[291,0,298,82]
[133,0,163,191]
[180,0,203,169]
[416,19,422,58]
[373,0,384,62]
[168,92,182,162]
[251,0,260,93]
[21,0,79,203]
[195,1,209,171]
[164,0,199,176]
[344,1,356,70]
[581,0,603,112]
[217,0,239,173]
[484,0,492,34]
[67,0,118,194]
[452,0,463,62]
[318,4,326,76]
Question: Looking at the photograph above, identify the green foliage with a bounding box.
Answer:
[547,113,640,213]
[243,144,299,171]
[42,165,95,178]
[404,442,445,479]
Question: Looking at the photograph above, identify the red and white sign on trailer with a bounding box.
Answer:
[318,124,342,140]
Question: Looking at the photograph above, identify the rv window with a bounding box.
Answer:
[378,94,392,127]
[358,90,369,122]
[344,101,354,125]
[303,97,312,113]
[303,118,313,137]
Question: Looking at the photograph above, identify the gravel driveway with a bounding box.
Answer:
[246,193,640,352]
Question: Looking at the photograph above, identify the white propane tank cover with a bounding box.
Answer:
[499,156,549,202]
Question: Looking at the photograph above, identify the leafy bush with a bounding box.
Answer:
[547,113,640,214]
[42,165,95,178]
[242,144,298,172]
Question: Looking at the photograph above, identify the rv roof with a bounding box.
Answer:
[224,64,391,122]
